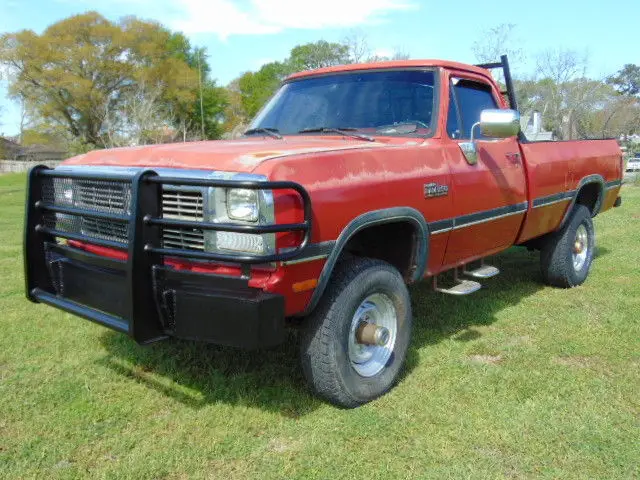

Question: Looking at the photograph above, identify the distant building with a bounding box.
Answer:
[521,111,555,142]
[623,134,640,145]
[0,137,22,159]
[0,136,68,161]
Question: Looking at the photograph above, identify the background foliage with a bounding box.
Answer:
[0,16,639,152]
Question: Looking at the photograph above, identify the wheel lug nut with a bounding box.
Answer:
[374,327,390,347]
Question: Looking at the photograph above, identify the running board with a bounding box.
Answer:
[432,271,482,296]
[434,279,482,296]
[464,265,500,279]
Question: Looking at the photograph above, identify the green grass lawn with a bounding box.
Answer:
[1,172,638,479]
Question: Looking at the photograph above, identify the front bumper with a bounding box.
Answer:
[24,166,311,348]
[32,243,285,348]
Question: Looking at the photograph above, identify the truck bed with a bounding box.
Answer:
[517,138,622,243]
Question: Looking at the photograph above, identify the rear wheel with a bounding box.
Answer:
[540,205,595,287]
[299,257,412,408]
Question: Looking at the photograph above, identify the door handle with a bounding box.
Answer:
[506,152,521,165]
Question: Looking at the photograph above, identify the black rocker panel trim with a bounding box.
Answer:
[428,202,528,235]
[429,219,454,234]
[532,191,574,208]
[453,201,528,228]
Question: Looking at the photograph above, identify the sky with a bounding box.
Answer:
[0,0,638,136]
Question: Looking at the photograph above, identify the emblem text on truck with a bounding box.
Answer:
[424,182,449,198]
[24,55,623,407]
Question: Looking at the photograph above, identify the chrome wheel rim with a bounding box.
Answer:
[348,293,398,377]
[572,224,589,271]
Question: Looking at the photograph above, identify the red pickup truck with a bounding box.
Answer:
[24,56,623,407]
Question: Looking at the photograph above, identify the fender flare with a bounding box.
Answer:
[559,174,605,229]
[302,207,429,316]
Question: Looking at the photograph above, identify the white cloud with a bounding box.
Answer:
[172,0,417,39]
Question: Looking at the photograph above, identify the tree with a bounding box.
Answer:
[514,49,594,139]
[590,95,640,139]
[471,23,525,90]
[231,38,410,125]
[0,12,206,149]
[289,40,350,71]
[603,66,640,141]
[343,31,371,64]
[342,31,410,64]
[102,81,168,147]
[237,61,291,118]
[185,81,228,141]
[233,41,351,122]
[367,48,410,62]
[516,49,639,140]
[472,23,524,65]
[607,64,640,96]
[222,78,248,138]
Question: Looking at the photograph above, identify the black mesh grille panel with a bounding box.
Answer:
[41,177,132,245]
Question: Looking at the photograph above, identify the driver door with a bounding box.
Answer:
[442,74,527,267]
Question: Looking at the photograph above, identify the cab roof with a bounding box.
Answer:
[285,59,492,81]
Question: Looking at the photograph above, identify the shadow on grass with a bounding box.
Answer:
[403,247,545,374]
[99,247,548,416]
[98,330,320,418]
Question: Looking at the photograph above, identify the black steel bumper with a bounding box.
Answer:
[24,166,311,348]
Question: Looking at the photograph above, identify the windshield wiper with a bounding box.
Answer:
[244,127,283,139]
[298,127,374,142]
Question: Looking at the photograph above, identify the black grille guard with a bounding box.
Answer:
[24,165,312,343]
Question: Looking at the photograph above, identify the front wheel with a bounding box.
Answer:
[540,205,595,287]
[299,257,412,408]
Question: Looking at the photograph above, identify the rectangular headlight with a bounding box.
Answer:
[203,175,276,257]
[226,188,259,222]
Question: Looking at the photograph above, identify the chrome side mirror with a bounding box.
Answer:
[459,109,520,165]
[479,109,521,138]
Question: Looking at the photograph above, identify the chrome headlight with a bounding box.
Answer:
[226,188,259,222]
[203,174,276,257]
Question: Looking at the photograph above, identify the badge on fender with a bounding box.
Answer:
[424,182,449,198]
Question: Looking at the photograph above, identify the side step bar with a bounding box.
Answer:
[432,269,481,296]
[463,261,500,279]
[433,261,500,296]
[433,278,482,296]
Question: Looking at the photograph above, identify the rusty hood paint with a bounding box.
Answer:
[62,137,388,173]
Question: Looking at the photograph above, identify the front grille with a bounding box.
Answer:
[75,180,132,214]
[162,189,204,219]
[42,178,206,251]
[161,189,205,251]
[42,178,132,245]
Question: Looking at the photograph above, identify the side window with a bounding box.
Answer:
[451,79,498,139]
[446,88,460,139]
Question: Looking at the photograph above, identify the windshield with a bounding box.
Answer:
[249,70,436,137]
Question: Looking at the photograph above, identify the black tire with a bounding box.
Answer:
[299,257,412,408]
[540,205,595,287]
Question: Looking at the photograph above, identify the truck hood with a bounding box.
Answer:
[62,137,386,173]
